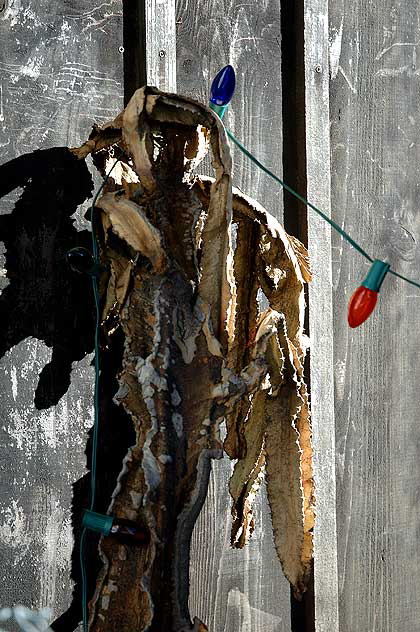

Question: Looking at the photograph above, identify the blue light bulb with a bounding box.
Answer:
[209,65,236,119]
[210,65,236,106]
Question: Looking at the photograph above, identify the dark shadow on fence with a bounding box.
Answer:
[0,148,135,631]
[0,147,94,408]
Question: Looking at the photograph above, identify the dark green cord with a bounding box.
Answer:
[90,154,123,509]
[80,152,122,632]
[225,128,420,291]
[388,268,420,289]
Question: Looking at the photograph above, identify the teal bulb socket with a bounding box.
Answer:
[209,102,228,119]
[82,510,113,536]
[361,260,390,292]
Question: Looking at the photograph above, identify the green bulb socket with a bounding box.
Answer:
[209,102,228,119]
[82,510,113,536]
[361,260,390,292]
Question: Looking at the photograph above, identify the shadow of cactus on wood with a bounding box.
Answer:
[0,148,136,632]
[0,147,94,409]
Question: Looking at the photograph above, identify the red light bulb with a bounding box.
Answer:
[347,260,390,328]
[348,286,378,327]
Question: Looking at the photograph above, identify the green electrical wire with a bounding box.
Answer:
[388,267,420,289]
[89,153,123,508]
[80,152,122,632]
[225,128,420,291]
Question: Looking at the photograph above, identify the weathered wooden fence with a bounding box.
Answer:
[0,1,123,626]
[1,0,419,630]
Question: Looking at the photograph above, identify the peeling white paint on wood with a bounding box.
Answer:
[0,337,96,616]
[0,1,123,156]
[329,18,343,80]
[1,339,94,457]
[0,500,31,562]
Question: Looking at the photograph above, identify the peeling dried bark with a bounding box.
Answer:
[71,86,314,630]
[196,182,314,598]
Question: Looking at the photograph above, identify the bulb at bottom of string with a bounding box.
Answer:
[109,518,149,545]
[82,510,148,546]
[66,247,95,274]
[66,247,105,277]
[347,259,390,328]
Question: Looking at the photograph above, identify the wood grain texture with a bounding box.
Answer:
[146,0,177,91]
[175,0,284,217]
[190,455,288,632]
[0,0,122,623]
[175,1,291,630]
[328,1,420,630]
[303,2,340,631]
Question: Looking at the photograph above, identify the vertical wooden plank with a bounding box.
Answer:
[0,0,122,621]
[189,459,287,632]
[328,1,420,630]
[146,0,177,91]
[176,2,291,630]
[123,0,176,101]
[303,1,340,631]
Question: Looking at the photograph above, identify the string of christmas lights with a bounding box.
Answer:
[209,64,420,328]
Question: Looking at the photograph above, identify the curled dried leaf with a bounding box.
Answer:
[70,113,124,159]
[222,186,314,597]
[97,192,167,273]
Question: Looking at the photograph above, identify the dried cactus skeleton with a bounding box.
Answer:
[71,87,314,631]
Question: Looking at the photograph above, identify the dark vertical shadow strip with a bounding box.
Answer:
[123,0,147,105]
[281,0,308,247]
[281,1,315,631]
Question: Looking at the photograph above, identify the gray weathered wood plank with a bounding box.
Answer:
[175,1,291,630]
[190,459,287,632]
[303,1,340,631]
[176,0,284,217]
[146,0,177,91]
[329,1,420,630]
